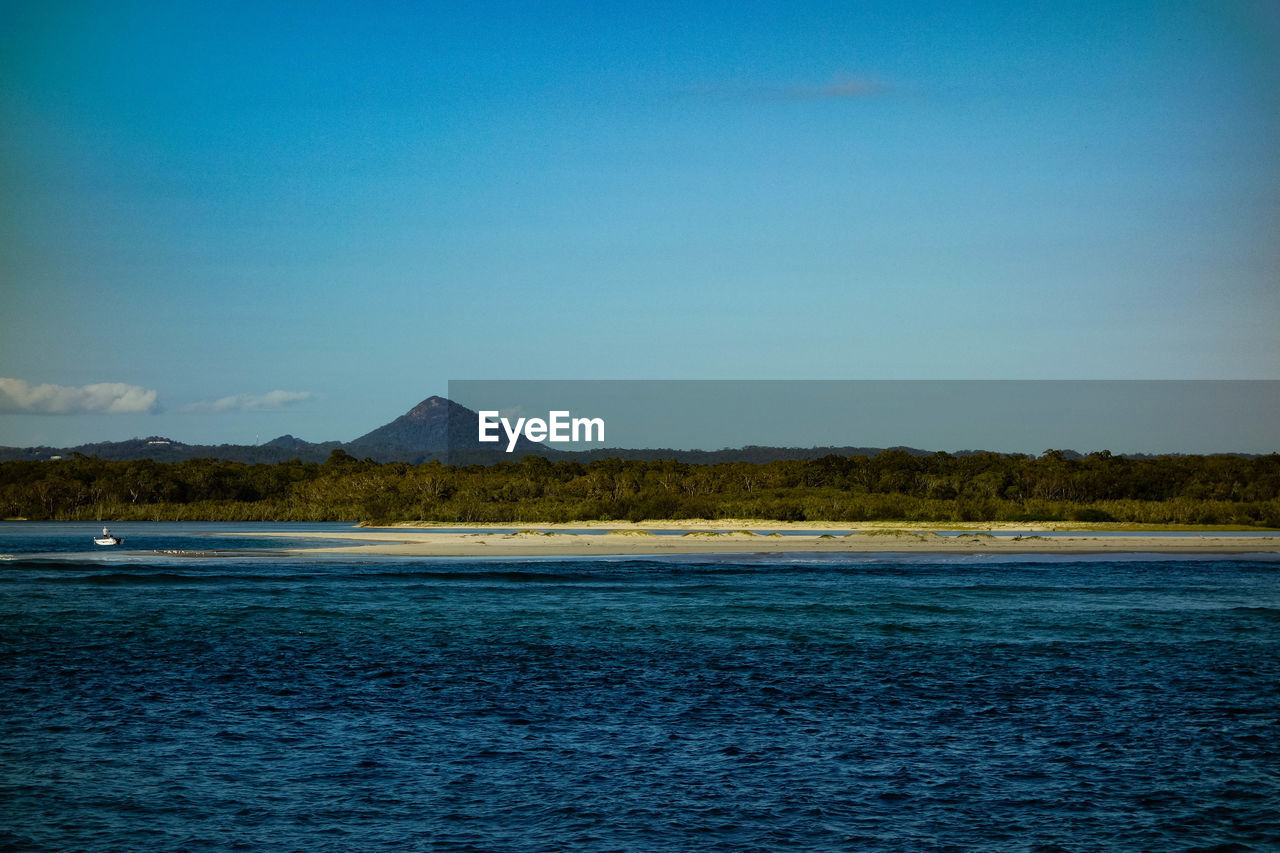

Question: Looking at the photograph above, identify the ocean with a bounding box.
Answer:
[2,523,1278,851]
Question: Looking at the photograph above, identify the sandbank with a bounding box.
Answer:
[245,522,1280,557]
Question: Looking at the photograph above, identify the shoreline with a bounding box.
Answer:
[242,523,1280,557]
[369,519,1277,533]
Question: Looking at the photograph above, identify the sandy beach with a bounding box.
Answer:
[254,522,1280,557]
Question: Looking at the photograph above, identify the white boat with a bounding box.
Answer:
[94,527,122,546]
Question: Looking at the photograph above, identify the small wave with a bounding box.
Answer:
[1228,605,1280,618]
[871,621,931,634]
[879,601,963,615]
[370,568,640,584]
[47,570,319,585]
[64,572,211,586]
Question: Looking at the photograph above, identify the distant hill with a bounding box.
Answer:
[0,397,541,464]
[0,396,1258,465]
[0,435,345,465]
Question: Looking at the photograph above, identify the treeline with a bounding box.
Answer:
[2,449,1279,526]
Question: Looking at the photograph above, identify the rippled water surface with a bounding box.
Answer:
[2,524,1278,851]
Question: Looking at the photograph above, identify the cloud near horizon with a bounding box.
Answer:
[0,378,160,415]
[183,390,313,414]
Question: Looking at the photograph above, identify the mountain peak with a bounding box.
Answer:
[348,396,471,452]
[402,396,456,421]
[264,434,310,449]
[347,395,543,460]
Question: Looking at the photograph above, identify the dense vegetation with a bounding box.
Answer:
[2,449,1278,527]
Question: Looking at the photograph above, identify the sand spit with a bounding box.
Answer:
[233,524,1280,558]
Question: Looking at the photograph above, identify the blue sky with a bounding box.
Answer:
[2,1,1278,447]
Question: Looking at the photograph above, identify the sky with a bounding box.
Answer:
[2,0,1278,448]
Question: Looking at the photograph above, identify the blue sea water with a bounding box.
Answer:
[2,524,1278,851]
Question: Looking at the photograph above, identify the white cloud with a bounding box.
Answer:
[184,390,313,413]
[0,378,159,415]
